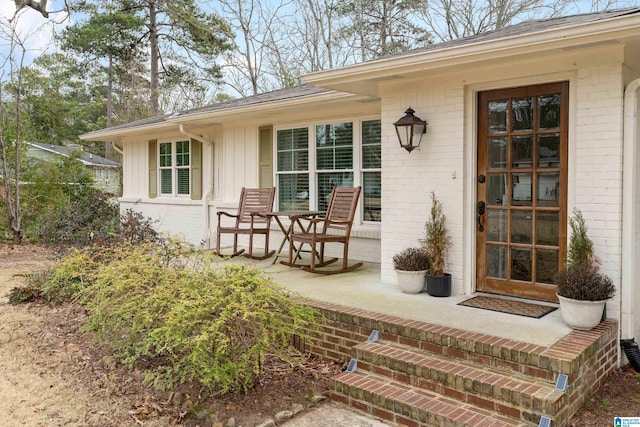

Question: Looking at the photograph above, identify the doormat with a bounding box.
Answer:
[457,295,558,319]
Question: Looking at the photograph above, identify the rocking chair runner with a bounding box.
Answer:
[215,187,276,260]
[283,186,363,274]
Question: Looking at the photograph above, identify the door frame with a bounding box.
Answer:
[472,81,569,302]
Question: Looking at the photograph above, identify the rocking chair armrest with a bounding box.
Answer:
[325,219,350,226]
[249,212,268,219]
[217,211,239,219]
[308,217,329,225]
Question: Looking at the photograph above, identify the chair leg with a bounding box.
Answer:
[343,241,349,270]
[215,227,221,255]
[248,230,254,258]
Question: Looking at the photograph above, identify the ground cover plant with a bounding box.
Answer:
[39,241,317,395]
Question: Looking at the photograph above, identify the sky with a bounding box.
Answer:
[0,0,68,69]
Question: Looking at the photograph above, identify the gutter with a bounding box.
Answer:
[178,125,215,247]
[111,142,123,156]
[621,77,640,341]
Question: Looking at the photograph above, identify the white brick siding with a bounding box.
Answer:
[574,65,625,322]
[380,83,465,295]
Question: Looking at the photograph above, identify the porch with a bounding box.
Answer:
[230,256,618,426]
[242,257,572,347]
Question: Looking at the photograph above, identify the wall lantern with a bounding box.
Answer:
[394,107,428,153]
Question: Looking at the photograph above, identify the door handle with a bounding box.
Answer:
[477,201,486,232]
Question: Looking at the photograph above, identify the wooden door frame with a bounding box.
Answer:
[475,81,569,302]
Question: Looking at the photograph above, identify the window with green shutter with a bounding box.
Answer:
[156,140,195,197]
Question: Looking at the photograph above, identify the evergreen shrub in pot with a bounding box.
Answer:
[423,193,452,297]
[554,209,615,330]
[393,247,430,294]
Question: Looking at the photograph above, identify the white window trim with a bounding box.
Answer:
[158,139,191,197]
[273,115,381,225]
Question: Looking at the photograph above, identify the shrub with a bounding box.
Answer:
[120,209,161,245]
[554,208,614,301]
[41,248,98,302]
[555,266,615,301]
[423,192,451,276]
[36,188,120,248]
[43,242,317,394]
[393,247,430,271]
[7,273,48,304]
[567,208,598,271]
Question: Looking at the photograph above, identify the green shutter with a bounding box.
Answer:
[259,126,273,188]
[190,139,202,200]
[148,140,157,198]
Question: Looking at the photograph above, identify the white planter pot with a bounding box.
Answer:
[557,294,606,331]
[395,269,427,294]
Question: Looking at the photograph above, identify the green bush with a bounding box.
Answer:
[43,242,317,394]
[36,188,120,247]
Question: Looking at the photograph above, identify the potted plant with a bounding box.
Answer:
[392,247,430,294]
[423,192,452,297]
[554,209,615,330]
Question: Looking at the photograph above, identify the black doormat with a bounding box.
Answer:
[457,295,558,319]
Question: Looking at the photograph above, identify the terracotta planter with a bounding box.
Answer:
[557,294,607,330]
[395,269,427,294]
[426,273,451,297]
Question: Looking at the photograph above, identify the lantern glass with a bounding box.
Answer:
[393,108,427,153]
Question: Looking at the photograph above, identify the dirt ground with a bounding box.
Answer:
[0,244,639,427]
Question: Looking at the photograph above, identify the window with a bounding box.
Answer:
[159,140,190,196]
[316,123,353,211]
[275,118,381,222]
[276,128,309,210]
[362,120,381,222]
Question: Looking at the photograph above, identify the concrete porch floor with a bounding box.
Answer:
[230,256,574,347]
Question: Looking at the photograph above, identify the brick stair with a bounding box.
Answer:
[332,370,525,427]
[329,327,594,427]
[359,340,565,423]
[299,299,617,427]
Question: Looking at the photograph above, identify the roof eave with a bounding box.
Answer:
[167,89,367,124]
[80,121,174,142]
[302,13,640,92]
[80,90,369,141]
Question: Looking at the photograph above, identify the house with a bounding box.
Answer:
[81,5,640,396]
[26,142,121,194]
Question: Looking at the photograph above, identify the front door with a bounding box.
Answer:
[476,82,568,302]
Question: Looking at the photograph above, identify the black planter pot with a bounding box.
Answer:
[426,273,451,297]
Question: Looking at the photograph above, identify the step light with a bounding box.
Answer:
[538,416,551,427]
[555,374,568,391]
[346,359,358,373]
[368,330,379,343]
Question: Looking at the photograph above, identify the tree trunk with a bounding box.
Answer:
[105,54,113,159]
[149,0,159,116]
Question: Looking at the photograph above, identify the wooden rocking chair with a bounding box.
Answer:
[283,186,363,274]
[215,187,276,260]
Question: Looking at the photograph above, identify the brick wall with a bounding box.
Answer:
[574,65,625,323]
[379,83,465,292]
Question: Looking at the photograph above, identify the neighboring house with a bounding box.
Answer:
[81,9,640,354]
[26,142,121,194]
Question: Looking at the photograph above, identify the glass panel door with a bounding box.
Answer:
[476,82,568,302]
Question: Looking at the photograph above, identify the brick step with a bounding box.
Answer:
[331,370,531,427]
[376,327,561,382]
[353,341,566,422]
